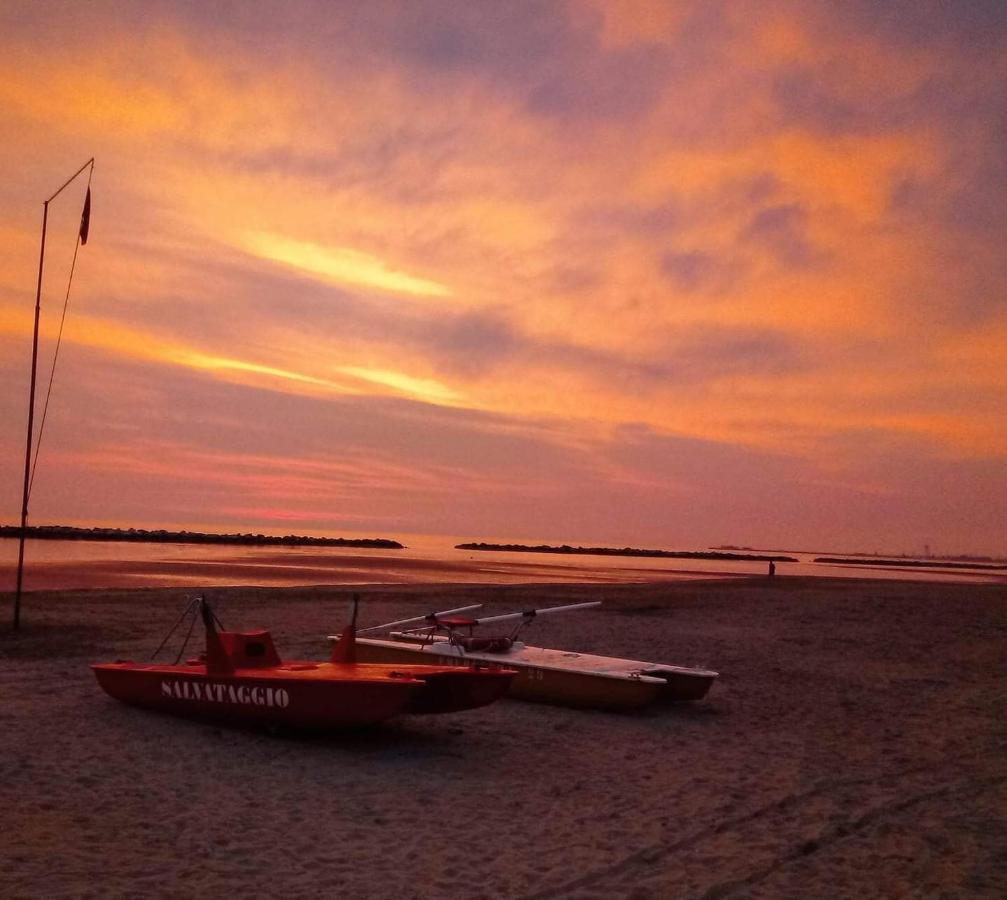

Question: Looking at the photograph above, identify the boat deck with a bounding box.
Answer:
[381,634,718,682]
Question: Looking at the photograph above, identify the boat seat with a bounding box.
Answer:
[219,630,283,668]
[439,616,478,630]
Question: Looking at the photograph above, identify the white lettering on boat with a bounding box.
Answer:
[160,680,290,708]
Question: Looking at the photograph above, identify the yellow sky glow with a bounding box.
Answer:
[244,232,453,299]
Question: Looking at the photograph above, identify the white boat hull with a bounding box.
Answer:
[335,635,717,710]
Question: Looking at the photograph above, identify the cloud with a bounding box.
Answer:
[244,232,453,298]
[660,250,741,294]
[0,1,1004,553]
[830,0,1007,50]
[742,203,819,268]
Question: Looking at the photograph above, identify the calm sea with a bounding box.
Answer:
[1,535,1002,591]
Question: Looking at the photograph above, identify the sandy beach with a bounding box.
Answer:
[2,576,1005,899]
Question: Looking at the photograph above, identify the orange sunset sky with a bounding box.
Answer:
[1,1,1004,555]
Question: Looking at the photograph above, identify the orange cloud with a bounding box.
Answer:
[0,3,1004,553]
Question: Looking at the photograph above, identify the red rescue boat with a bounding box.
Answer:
[92,598,516,730]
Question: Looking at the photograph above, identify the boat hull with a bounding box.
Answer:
[398,667,514,713]
[92,660,513,729]
[641,667,716,703]
[347,639,711,711]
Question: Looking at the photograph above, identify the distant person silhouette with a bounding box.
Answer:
[768,560,776,577]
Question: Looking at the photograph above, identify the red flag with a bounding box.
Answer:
[79,187,91,245]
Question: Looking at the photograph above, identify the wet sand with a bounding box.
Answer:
[2,577,1005,899]
[6,539,1003,592]
[0,550,738,591]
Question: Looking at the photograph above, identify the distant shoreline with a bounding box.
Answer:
[722,545,1007,564]
[814,556,1006,572]
[0,525,404,550]
[456,542,797,562]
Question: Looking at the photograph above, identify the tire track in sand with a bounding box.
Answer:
[518,760,1007,900]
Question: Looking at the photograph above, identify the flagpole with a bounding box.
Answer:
[12,158,94,631]
[12,203,49,630]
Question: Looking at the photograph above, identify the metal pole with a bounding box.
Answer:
[355,604,483,635]
[13,201,49,630]
[46,158,94,204]
[473,601,601,626]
